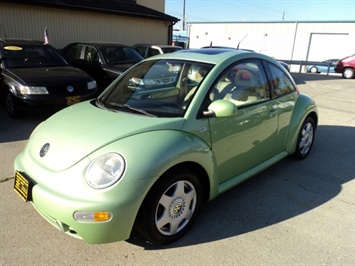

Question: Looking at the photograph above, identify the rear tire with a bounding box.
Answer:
[135,167,202,245]
[310,66,318,73]
[294,117,315,160]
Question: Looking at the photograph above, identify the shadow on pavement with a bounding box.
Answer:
[128,124,354,249]
[0,104,58,143]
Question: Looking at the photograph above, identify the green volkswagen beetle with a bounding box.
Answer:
[14,48,318,245]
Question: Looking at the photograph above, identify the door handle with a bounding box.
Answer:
[141,94,152,100]
[268,109,277,118]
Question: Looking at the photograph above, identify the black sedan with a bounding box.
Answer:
[0,39,97,118]
[60,42,144,91]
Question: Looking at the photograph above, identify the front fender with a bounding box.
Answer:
[286,93,318,154]
[89,129,218,206]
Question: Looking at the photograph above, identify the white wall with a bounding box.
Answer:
[188,22,355,60]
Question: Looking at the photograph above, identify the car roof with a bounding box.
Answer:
[0,38,46,46]
[133,43,181,48]
[67,42,129,47]
[144,48,267,65]
[201,46,255,52]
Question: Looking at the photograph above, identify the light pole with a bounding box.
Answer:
[182,0,186,31]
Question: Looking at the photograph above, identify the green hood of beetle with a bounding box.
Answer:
[26,101,184,171]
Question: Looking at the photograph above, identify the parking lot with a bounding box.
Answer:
[0,73,354,265]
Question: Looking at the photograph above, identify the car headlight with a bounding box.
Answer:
[86,153,125,189]
[87,80,97,90]
[16,85,48,95]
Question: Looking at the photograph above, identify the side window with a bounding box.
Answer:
[209,60,270,107]
[104,48,122,64]
[66,44,83,60]
[148,48,160,57]
[134,46,146,57]
[267,63,296,97]
[84,46,99,63]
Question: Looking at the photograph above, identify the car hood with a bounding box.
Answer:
[27,100,185,171]
[5,66,91,86]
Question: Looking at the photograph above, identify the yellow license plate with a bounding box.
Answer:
[14,171,33,202]
[66,95,81,105]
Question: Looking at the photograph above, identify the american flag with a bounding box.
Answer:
[44,27,50,44]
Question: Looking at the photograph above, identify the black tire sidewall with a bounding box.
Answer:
[294,117,315,160]
[135,167,203,245]
[5,92,21,118]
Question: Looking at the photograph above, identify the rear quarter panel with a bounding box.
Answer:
[285,93,318,154]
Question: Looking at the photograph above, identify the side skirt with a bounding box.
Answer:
[217,151,288,195]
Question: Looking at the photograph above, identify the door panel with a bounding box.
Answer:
[266,62,298,153]
[210,101,278,184]
[206,59,279,183]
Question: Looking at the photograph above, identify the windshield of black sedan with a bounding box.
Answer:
[99,46,143,65]
[4,45,68,68]
[98,59,213,117]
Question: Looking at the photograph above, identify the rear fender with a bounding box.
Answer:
[285,94,318,154]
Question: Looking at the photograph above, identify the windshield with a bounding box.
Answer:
[98,59,213,117]
[4,45,68,68]
[99,46,143,65]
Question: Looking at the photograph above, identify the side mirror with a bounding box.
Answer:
[203,99,238,118]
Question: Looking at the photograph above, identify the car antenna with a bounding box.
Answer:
[0,23,8,38]
[237,34,248,50]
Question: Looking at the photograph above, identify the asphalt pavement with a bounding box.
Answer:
[0,72,354,266]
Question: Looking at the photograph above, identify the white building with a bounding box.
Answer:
[187,21,355,61]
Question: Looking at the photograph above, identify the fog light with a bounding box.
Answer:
[74,211,111,222]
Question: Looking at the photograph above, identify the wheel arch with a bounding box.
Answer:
[285,94,318,154]
[133,162,208,244]
[0,80,11,98]
[160,162,211,202]
[102,129,219,238]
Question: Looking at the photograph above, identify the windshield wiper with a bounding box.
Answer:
[111,103,156,117]
[123,104,157,117]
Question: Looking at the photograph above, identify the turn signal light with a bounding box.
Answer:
[74,211,111,222]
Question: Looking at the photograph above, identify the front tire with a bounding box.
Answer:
[342,68,354,79]
[294,117,316,160]
[135,168,202,245]
[5,92,22,118]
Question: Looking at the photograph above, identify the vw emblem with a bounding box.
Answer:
[173,202,182,214]
[40,143,50,157]
[67,85,74,92]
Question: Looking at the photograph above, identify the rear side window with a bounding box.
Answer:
[208,59,270,108]
[148,48,160,57]
[134,46,146,57]
[65,44,84,60]
[84,46,99,63]
[267,62,296,98]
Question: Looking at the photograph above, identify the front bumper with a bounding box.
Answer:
[14,153,152,244]
[15,90,97,107]
[334,66,343,73]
